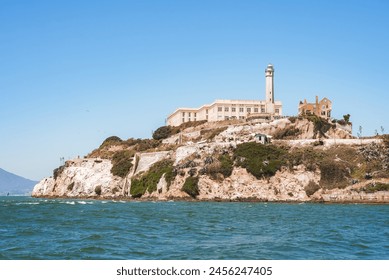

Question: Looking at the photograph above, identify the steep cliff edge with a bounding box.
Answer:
[32,117,389,202]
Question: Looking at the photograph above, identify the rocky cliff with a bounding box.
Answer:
[32,117,389,203]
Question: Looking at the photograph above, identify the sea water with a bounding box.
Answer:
[1,196,389,260]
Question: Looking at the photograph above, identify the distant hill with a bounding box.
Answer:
[0,168,37,195]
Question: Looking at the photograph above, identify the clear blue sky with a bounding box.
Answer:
[1,0,388,180]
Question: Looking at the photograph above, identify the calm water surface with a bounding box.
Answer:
[1,196,389,259]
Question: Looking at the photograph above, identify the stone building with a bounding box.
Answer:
[166,64,282,126]
[298,96,332,120]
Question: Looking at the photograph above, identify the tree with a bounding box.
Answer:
[343,114,351,124]
[152,126,172,140]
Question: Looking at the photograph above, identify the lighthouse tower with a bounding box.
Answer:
[265,64,275,114]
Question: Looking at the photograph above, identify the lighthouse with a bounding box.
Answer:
[265,64,275,114]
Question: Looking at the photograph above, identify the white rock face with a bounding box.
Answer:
[135,151,170,175]
[32,158,122,198]
[196,166,316,201]
[174,146,198,164]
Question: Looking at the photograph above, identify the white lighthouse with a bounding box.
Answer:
[265,64,275,114]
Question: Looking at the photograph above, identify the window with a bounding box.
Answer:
[194,113,197,117]
[225,107,229,112]
[261,108,265,113]
[188,112,191,117]
[206,109,208,114]
[239,108,244,113]
[254,108,258,113]
[182,112,185,117]
[182,118,185,123]
[188,118,191,121]
[275,109,279,114]
[247,108,251,113]
[232,107,236,112]
[218,107,222,112]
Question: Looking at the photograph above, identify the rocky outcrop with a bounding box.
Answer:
[33,158,122,198]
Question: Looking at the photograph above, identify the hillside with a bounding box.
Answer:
[0,168,37,195]
[32,117,389,202]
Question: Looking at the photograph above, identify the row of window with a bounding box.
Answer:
[217,107,267,113]
[182,112,197,117]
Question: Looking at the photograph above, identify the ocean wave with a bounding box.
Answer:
[15,202,40,205]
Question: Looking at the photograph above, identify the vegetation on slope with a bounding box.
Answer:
[359,183,389,193]
[130,159,175,198]
[234,142,287,179]
[152,121,207,140]
[111,150,134,178]
[182,176,199,198]
[202,154,234,180]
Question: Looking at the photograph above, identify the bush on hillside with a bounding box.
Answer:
[360,183,389,193]
[95,185,102,196]
[100,136,122,148]
[234,142,287,179]
[130,160,175,198]
[182,176,199,198]
[319,160,349,189]
[135,139,161,152]
[53,165,65,180]
[152,126,173,140]
[110,150,134,178]
[204,154,233,179]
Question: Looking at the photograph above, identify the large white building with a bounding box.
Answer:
[166,64,282,126]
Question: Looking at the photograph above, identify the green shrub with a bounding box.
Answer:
[360,183,389,193]
[319,160,349,189]
[218,154,233,177]
[234,142,287,179]
[135,139,161,152]
[130,160,175,198]
[182,176,199,198]
[95,185,102,195]
[153,126,172,140]
[67,182,75,191]
[111,150,134,178]
[204,154,233,179]
[100,136,122,148]
[53,165,65,180]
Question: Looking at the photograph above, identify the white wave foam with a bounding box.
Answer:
[15,202,40,205]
